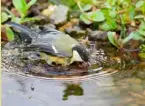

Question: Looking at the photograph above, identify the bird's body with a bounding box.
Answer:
[6,22,89,66]
[32,27,80,57]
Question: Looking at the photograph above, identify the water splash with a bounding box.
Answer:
[2,41,136,81]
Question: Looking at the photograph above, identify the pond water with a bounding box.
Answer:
[2,42,145,106]
[2,64,145,106]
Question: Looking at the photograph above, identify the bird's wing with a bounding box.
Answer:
[21,43,71,57]
[6,22,39,44]
[31,27,79,57]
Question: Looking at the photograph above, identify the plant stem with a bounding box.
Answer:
[75,0,84,14]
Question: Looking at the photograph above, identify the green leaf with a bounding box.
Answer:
[134,15,145,19]
[80,13,92,24]
[80,0,93,4]
[107,31,118,47]
[140,44,145,51]
[136,1,145,8]
[137,29,145,37]
[1,12,9,23]
[123,32,134,43]
[6,26,15,41]
[139,52,145,58]
[12,0,27,17]
[109,10,116,18]
[92,0,97,5]
[5,8,16,19]
[132,32,144,40]
[100,20,117,31]
[139,20,145,30]
[82,4,92,11]
[123,31,143,43]
[107,0,116,6]
[100,22,111,30]
[49,0,76,8]
[141,3,145,14]
[27,0,37,9]
[128,6,135,20]
[88,10,105,22]
[104,2,111,8]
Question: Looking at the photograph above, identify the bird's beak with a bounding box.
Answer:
[70,50,83,64]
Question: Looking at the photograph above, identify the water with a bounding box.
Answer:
[2,42,145,106]
[2,71,121,106]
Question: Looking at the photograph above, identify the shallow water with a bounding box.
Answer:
[2,71,121,106]
[2,61,145,106]
[2,42,145,106]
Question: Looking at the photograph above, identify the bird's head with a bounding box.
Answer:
[70,45,89,64]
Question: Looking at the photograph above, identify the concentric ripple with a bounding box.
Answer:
[2,42,136,81]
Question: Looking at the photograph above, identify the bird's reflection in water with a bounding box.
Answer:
[63,84,84,100]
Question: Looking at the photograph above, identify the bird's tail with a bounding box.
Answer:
[5,22,38,44]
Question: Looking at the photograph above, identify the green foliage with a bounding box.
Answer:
[76,0,145,26]
[82,4,92,11]
[73,0,145,49]
[107,32,118,48]
[2,0,37,41]
[1,12,9,23]
[80,10,105,24]
[49,0,76,9]
[139,44,145,58]
[100,20,117,31]
[80,14,92,24]
[107,21,145,49]
[6,26,15,41]
[47,0,145,50]
[136,0,145,15]
[5,0,38,24]
[12,0,37,18]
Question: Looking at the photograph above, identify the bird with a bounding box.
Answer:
[6,22,89,66]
